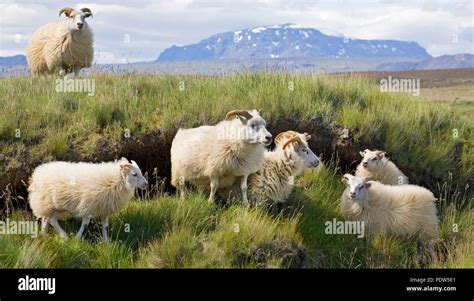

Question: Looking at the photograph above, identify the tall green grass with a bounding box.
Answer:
[0,73,472,268]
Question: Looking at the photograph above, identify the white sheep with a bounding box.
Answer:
[219,131,320,205]
[170,109,272,206]
[355,149,408,185]
[28,158,148,242]
[26,7,93,77]
[341,174,439,255]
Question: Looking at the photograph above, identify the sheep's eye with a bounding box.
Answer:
[371,157,377,161]
[251,124,256,130]
[131,172,138,177]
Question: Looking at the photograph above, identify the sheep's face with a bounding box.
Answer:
[280,132,320,171]
[120,160,148,189]
[242,110,272,146]
[342,174,371,203]
[359,149,386,171]
[60,8,92,32]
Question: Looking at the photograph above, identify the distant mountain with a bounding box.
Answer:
[157,23,432,62]
[376,54,474,71]
[0,55,27,67]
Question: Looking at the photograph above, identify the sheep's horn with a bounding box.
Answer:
[59,7,74,17]
[275,131,297,144]
[225,110,253,120]
[80,7,93,17]
[282,136,303,150]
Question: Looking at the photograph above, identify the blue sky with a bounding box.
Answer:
[0,0,472,63]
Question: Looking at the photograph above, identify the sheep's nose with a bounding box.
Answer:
[362,162,368,167]
[77,23,84,27]
[265,134,272,141]
[350,192,356,198]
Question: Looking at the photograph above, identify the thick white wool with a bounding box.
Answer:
[355,150,408,185]
[28,161,134,220]
[341,179,439,241]
[26,18,93,76]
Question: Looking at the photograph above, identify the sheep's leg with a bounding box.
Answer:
[240,174,249,207]
[40,217,50,235]
[73,68,81,77]
[209,177,219,203]
[101,216,109,243]
[58,68,66,77]
[49,217,68,239]
[75,217,91,240]
[178,176,186,200]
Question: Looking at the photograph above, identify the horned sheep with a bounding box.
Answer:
[219,131,320,205]
[170,109,272,205]
[355,149,408,185]
[28,158,148,242]
[26,7,94,77]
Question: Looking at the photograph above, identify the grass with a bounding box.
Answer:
[0,166,471,268]
[0,73,472,268]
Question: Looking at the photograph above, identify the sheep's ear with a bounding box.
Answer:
[377,151,386,158]
[120,163,132,171]
[365,182,372,189]
[303,132,311,140]
[341,174,352,183]
[238,116,248,125]
[359,151,365,157]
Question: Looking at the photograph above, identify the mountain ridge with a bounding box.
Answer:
[157,23,432,62]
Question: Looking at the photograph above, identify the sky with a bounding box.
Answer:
[0,0,472,63]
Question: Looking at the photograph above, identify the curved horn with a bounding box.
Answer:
[80,7,93,17]
[59,7,74,17]
[282,136,303,150]
[225,110,253,121]
[274,131,296,144]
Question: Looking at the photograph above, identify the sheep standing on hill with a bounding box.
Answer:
[26,7,94,76]
[341,174,439,256]
[171,109,272,206]
[28,158,148,242]
[219,131,320,205]
[355,149,408,185]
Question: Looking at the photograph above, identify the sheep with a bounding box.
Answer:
[340,174,439,257]
[170,109,272,206]
[355,149,408,185]
[219,131,320,205]
[26,7,94,77]
[28,158,148,242]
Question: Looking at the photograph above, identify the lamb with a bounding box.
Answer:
[26,7,94,77]
[28,158,148,242]
[219,131,320,205]
[170,109,272,206]
[355,149,408,185]
[341,174,439,255]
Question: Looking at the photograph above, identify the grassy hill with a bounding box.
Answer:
[0,73,472,268]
